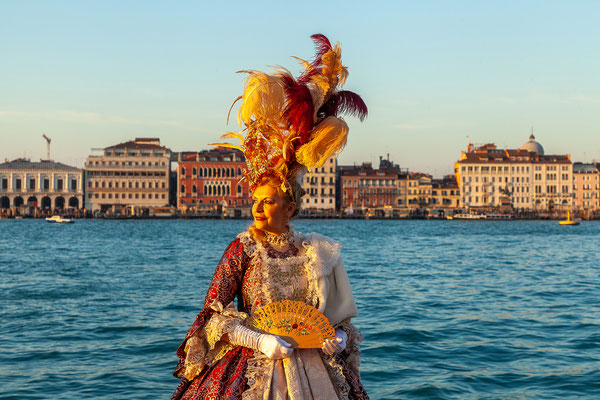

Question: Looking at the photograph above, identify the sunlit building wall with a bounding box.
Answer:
[572,163,600,211]
[177,147,250,209]
[301,156,337,212]
[0,159,83,210]
[85,138,171,212]
[456,136,572,210]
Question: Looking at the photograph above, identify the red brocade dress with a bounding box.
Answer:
[171,231,369,400]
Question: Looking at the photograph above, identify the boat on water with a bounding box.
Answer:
[449,212,487,220]
[45,215,74,224]
[559,211,580,226]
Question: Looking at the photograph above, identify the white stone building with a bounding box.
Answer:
[301,156,337,213]
[0,159,84,209]
[85,138,171,212]
[456,135,573,210]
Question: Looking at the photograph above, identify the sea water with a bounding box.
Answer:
[0,219,599,399]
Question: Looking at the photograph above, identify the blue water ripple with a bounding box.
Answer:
[1,219,600,399]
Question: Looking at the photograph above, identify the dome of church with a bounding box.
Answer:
[520,134,544,155]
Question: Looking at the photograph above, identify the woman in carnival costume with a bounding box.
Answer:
[171,34,369,400]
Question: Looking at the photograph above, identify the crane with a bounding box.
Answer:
[42,134,51,161]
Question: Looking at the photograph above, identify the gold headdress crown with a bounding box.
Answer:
[214,34,367,192]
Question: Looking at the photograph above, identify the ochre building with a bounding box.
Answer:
[572,162,600,211]
[85,138,171,212]
[301,156,337,214]
[455,135,573,211]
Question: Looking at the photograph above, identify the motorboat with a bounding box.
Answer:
[451,212,487,220]
[46,215,74,224]
[559,210,580,226]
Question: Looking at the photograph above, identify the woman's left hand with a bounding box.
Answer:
[322,329,347,355]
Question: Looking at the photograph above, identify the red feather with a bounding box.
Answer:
[281,75,315,144]
[298,34,333,83]
[310,34,332,64]
[318,91,368,121]
[297,67,319,84]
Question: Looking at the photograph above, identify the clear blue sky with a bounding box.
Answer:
[2,0,600,176]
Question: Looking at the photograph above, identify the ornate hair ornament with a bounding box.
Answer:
[213,34,367,192]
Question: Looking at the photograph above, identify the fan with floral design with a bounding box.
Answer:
[251,300,335,348]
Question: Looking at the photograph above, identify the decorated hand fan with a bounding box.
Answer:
[251,300,336,348]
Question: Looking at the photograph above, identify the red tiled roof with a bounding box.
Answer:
[180,147,245,163]
[105,138,170,151]
[459,148,571,164]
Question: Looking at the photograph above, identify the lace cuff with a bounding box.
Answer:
[335,318,363,378]
[181,300,249,380]
[318,318,364,399]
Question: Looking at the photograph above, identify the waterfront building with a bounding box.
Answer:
[85,138,171,212]
[431,176,460,209]
[572,162,600,211]
[301,156,337,214]
[177,147,251,211]
[340,157,408,216]
[455,135,573,210]
[0,158,84,209]
[406,172,432,208]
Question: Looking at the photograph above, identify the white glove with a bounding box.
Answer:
[229,324,293,360]
[257,333,294,360]
[322,328,347,355]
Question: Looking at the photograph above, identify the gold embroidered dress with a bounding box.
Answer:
[171,231,368,400]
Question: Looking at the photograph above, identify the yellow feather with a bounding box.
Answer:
[237,70,286,127]
[220,131,245,142]
[338,65,349,88]
[307,75,330,117]
[321,49,342,83]
[291,56,314,72]
[209,143,244,151]
[295,117,348,168]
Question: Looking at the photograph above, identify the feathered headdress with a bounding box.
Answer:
[213,34,367,192]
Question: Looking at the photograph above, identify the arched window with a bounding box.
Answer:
[225,168,229,178]
[180,185,185,193]
[192,185,197,193]
[226,185,230,195]
[230,168,234,177]
[199,168,203,177]
[193,167,197,176]
[208,185,212,195]
[208,168,212,177]
[203,168,207,177]
[217,186,222,196]
[237,184,242,194]
[181,167,186,176]
[237,168,242,176]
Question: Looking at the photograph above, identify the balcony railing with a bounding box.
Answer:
[85,164,167,170]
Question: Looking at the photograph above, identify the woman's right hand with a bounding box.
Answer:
[258,334,293,359]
